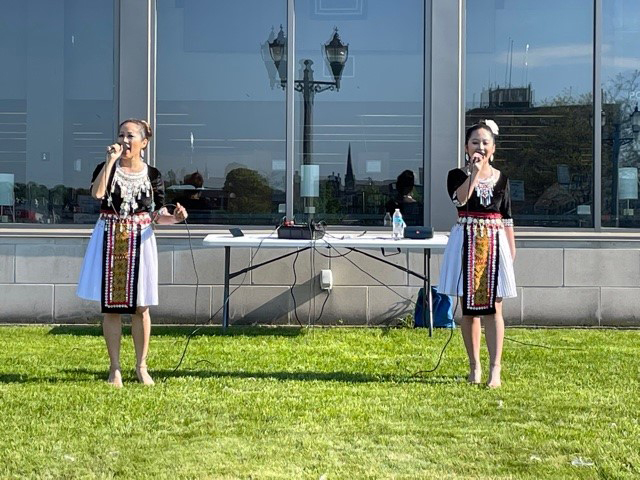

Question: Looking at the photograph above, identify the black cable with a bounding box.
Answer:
[318,239,415,304]
[166,228,278,377]
[290,249,304,327]
[504,336,584,351]
[412,163,472,377]
[410,327,456,376]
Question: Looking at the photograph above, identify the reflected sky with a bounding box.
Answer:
[466,0,593,107]
[156,0,424,202]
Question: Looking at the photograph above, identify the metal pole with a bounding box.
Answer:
[302,60,315,220]
[222,246,230,329]
[612,122,620,227]
[285,0,295,222]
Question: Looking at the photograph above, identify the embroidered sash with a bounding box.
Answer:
[100,212,150,314]
[460,213,501,316]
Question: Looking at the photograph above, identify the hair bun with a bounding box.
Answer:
[139,119,153,139]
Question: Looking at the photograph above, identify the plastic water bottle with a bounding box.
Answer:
[383,211,392,227]
[392,209,404,239]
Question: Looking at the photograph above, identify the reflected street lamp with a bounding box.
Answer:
[602,104,640,226]
[268,26,349,217]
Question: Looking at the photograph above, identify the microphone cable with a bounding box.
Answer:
[165,226,280,378]
[411,161,473,377]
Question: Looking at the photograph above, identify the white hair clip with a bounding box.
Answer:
[483,119,499,136]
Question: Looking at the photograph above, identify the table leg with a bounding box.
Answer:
[424,248,433,337]
[222,246,230,329]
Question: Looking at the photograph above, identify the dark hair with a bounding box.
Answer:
[396,170,415,196]
[119,118,153,139]
[184,171,204,188]
[465,120,496,144]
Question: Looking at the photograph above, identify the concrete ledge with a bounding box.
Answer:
[0,245,15,283]
[251,248,328,285]
[564,249,640,287]
[522,287,599,326]
[154,286,212,323]
[157,245,173,284]
[330,248,407,286]
[501,288,523,326]
[515,249,563,287]
[368,286,417,326]
[173,246,250,285]
[408,252,443,287]
[292,286,367,326]
[224,286,291,325]
[54,285,102,323]
[601,288,640,327]
[16,244,85,283]
[0,284,53,322]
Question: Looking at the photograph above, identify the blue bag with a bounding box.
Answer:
[414,287,455,328]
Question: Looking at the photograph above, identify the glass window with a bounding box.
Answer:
[155,0,287,225]
[465,0,594,227]
[0,0,116,225]
[601,0,640,227]
[292,0,424,226]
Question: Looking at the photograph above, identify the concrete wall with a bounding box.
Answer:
[2,232,640,326]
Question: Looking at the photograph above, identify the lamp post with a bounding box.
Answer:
[268,26,349,217]
[604,104,640,226]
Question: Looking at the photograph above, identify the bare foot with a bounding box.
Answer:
[467,364,481,384]
[136,365,155,386]
[108,368,123,388]
[487,364,501,388]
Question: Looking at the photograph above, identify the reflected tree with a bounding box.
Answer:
[223,167,273,213]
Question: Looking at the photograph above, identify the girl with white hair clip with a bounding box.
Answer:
[438,119,516,388]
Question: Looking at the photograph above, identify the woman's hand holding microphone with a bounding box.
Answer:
[106,143,123,163]
[466,152,484,177]
[173,202,188,223]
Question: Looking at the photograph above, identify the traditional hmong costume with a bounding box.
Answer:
[438,168,517,315]
[76,161,164,313]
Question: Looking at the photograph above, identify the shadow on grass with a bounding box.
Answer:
[48,325,305,338]
[140,368,459,385]
[0,368,460,385]
[0,370,107,384]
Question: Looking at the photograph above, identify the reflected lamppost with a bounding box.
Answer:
[268,26,349,217]
[603,104,640,226]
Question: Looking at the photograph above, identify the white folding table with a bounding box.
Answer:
[202,232,449,335]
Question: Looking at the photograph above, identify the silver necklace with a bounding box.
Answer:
[108,161,153,218]
[475,168,497,207]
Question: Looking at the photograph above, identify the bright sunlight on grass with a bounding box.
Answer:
[0,325,638,479]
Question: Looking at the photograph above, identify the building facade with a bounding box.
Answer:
[1,0,640,326]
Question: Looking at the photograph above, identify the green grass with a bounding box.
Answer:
[0,325,638,479]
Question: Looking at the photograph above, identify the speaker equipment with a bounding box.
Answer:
[277,224,324,240]
[403,226,433,239]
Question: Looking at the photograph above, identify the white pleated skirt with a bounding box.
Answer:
[437,224,517,299]
[76,218,159,307]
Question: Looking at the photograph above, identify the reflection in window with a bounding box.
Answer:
[155,0,286,225]
[601,0,640,227]
[0,0,115,224]
[466,0,594,227]
[291,0,424,226]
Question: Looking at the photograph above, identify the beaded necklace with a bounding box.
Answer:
[474,168,497,207]
[108,160,154,218]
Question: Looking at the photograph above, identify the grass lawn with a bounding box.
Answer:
[0,325,638,479]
